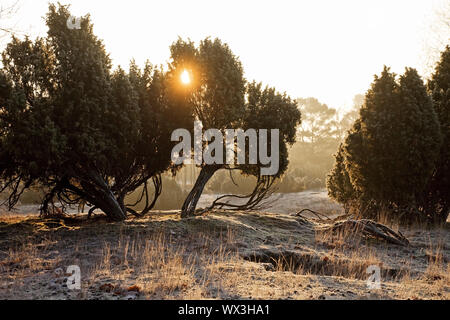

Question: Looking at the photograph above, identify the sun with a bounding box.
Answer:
[180,69,191,85]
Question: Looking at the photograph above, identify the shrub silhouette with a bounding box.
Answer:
[0,4,192,221]
[168,39,301,217]
[328,66,443,223]
[419,46,450,224]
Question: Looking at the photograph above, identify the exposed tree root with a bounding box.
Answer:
[206,175,276,212]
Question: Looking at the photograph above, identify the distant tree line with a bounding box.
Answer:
[199,95,361,195]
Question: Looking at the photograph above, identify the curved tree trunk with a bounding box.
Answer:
[181,165,220,218]
[125,176,163,217]
[85,184,127,221]
[140,175,162,216]
[78,174,127,222]
[98,191,128,221]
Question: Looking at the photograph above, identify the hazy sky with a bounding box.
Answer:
[1,0,448,111]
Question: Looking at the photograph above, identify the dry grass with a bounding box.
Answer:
[395,242,449,300]
[0,208,448,300]
[92,234,202,299]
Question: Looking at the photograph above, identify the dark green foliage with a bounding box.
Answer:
[169,37,246,130]
[328,66,443,223]
[420,46,450,223]
[352,67,441,204]
[0,4,191,221]
[239,81,301,178]
[169,39,301,217]
[326,144,357,209]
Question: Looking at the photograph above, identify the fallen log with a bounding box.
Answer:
[320,219,410,246]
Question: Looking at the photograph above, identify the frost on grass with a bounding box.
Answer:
[0,208,448,300]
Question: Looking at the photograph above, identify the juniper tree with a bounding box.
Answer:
[208,82,300,212]
[326,143,357,213]
[0,4,191,221]
[420,46,450,223]
[328,67,442,222]
[169,39,301,217]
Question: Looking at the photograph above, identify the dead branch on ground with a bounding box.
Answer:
[321,219,410,246]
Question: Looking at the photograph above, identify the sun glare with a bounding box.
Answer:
[181,70,191,85]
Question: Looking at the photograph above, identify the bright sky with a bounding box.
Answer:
[1,0,448,111]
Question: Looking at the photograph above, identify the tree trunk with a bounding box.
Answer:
[435,206,449,226]
[181,165,220,218]
[79,176,127,222]
[98,191,127,222]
